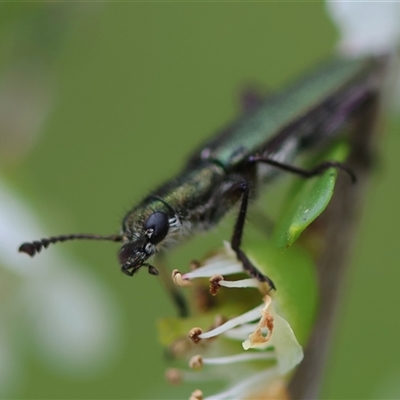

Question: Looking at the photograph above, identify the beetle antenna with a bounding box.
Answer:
[19,233,123,257]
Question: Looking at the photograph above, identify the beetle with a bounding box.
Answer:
[19,56,383,315]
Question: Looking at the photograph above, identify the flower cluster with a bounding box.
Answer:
[160,242,317,399]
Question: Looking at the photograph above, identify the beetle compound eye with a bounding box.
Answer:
[144,211,169,244]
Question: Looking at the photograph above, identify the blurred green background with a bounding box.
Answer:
[1,3,399,399]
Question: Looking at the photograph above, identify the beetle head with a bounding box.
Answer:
[118,211,170,276]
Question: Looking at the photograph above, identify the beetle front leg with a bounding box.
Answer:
[229,181,276,290]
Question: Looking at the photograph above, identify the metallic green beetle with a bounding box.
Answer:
[19,56,383,304]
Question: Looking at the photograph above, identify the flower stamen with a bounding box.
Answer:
[209,274,223,295]
[191,305,264,342]
[189,327,203,344]
[189,351,275,370]
[172,269,192,287]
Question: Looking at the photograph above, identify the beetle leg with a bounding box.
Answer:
[230,181,276,290]
[249,155,356,183]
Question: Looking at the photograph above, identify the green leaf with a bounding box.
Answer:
[272,141,350,250]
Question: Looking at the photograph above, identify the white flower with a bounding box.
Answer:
[326,1,400,57]
[0,179,122,396]
[326,0,400,113]
[167,243,304,400]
